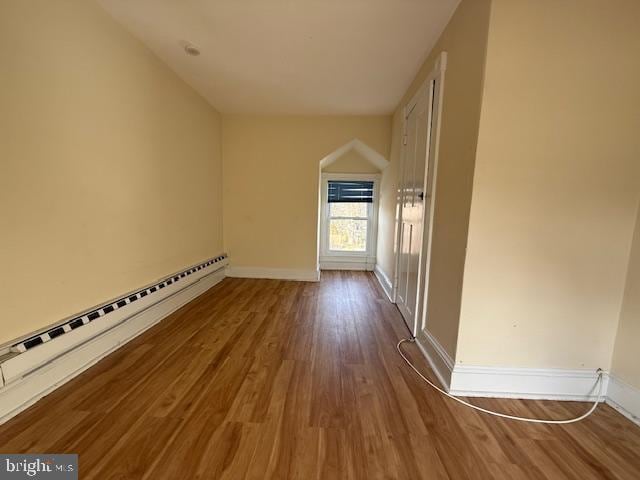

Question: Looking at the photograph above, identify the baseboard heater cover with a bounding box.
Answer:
[0,254,227,387]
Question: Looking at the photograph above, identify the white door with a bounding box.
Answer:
[396,76,439,335]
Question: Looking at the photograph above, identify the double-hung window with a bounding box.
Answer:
[320,174,379,270]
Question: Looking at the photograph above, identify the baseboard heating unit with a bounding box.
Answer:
[0,254,228,425]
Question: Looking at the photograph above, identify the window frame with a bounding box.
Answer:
[319,173,380,269]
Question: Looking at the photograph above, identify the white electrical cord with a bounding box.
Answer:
[397,338,604,424]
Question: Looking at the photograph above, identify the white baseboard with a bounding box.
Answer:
[606,374,640,426]
[415,330,454,389]
[320,261,374,271]
[0,267,226,425]
[225,266,320,282]
[409,338,639,424]
[320,255,375,272]
[410,327,607,404]
[449,364,606,401]
[373,264,394,302]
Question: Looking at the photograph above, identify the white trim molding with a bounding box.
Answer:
[400,326,639,424]
[449,364,607,402]
[319,173,381,272]
[320,259,374,271]
[225,266,320,282]
[0,262,226,425]
[408,339,640,424]
[394,51,447,337]
[373,264,394,302]
[415,329,454,390]
[606,374,640,426]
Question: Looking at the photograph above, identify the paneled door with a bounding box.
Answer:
[395,74,440,336]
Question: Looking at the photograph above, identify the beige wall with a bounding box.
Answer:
[322,150,380,174]
[0,0,223,345]
[611,206,640,389]
[222,115,391,271]
[377,0,492,357]
[457,0,640,369]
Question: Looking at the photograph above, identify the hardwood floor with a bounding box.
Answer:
[1,271,639,479]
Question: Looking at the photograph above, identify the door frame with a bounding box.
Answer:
[392,51,447,336]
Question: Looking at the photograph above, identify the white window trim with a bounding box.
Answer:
[319,173,380,271]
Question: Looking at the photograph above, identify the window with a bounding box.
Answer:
[320,175,379,270]
[328,182,372,252]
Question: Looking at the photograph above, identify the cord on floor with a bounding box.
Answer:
[396,338,603,424]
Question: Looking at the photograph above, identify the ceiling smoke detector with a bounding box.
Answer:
[183,42,201,56]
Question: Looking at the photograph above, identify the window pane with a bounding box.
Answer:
[330,202,367,218]
[329,219,368,252]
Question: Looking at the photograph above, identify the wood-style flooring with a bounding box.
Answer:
[0,271,639,479]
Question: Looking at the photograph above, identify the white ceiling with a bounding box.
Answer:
[97,0,460,114]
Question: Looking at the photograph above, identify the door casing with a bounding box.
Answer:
[392,52,447,337]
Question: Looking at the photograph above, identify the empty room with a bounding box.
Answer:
[1,0,640,478]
